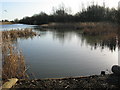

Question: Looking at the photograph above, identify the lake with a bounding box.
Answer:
[1,24,118,79]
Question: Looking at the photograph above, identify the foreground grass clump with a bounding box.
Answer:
[2,44,26,80]
[2,29,37,80]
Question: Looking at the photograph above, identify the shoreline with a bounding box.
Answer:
[40,22,118,29]
[2,73,119,89]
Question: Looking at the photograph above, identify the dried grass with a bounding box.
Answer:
[82,22,118,35]
[2,44,26,80]
[2,29,37,80]
[2,28,37,41]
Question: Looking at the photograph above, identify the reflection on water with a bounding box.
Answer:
[18,27,118,79]
[38,29,118,51]
[1,24,118,79]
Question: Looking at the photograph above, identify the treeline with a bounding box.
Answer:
[18,4,120,25]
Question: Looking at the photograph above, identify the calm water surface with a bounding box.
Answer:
[1,24,118,79]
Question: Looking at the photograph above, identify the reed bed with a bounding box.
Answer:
[82,22,118,35]
[81,22,119,50]
[2,29,37,80]
[2,29,37,41]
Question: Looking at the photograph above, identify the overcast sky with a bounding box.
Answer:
[0,0,120,21]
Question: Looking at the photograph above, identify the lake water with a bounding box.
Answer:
[1,24,118,79]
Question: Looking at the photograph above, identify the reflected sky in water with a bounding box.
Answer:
[18,29,118,79]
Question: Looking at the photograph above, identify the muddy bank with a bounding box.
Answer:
[12,74,120,89]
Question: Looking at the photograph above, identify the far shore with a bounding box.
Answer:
[0,21,15,25]
[40,22,118,29]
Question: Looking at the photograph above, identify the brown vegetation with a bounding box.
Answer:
[82,22,118,35]
[2,29,37,41]
[41,23,82,29]
[81,22,119,50]
[0,22,14,25]
[2,29,37,80]
[2,43,26,80]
